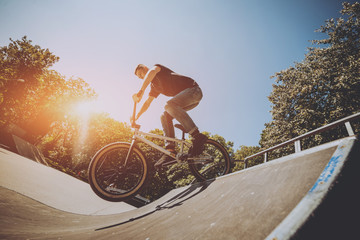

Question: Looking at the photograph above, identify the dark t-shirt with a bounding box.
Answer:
[149,64,197,98]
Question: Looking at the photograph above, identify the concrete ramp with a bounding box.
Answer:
[0,148,136,215]
[0,137,358,239]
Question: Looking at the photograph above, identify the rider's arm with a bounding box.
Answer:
[136,96,155,120]
[133,65,161,103]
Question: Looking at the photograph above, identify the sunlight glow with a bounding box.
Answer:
[73,100,96,119]
[70,100,98,164]
[68,92,140,130]
[70,98,107,120]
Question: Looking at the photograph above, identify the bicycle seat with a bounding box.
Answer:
[174,124,186,133]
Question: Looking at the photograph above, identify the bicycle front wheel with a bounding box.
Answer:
[88,142,148,202]
[188,139,231,181]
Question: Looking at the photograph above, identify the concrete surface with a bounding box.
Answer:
[0,148,136,215]
[0,138,357,240]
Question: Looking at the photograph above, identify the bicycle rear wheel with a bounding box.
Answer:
[188,139,231,181]
[88,142,148,202]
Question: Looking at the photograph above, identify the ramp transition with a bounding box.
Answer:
[0,137,358,239]
[0,148,136,215]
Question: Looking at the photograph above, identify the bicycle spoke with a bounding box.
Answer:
[102,171,117,182]
[92,146,146,195]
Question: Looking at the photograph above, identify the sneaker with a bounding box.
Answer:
[154,149,176,168]
[191,133,207,156]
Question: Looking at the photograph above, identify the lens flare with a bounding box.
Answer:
[73,101,94,119]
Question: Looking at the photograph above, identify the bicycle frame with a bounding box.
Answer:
[133,128,191,160]
[124,102,212,167]
[124,102,190,166]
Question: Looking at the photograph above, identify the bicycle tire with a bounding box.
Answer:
[188,139,231,181]
[88,142,148,202]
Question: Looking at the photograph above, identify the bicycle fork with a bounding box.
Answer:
[123,135,138,167]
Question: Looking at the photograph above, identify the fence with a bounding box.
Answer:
[243,112,360,169]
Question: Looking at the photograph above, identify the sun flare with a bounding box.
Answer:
[74,101,93,116]
[68,93,133,125]
[72,101,94,118]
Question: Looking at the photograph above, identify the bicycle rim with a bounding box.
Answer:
[88,142,147,202]
[188,139,231,181]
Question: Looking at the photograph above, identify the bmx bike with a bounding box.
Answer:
[88,103,231,202]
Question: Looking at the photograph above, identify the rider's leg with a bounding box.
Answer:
[160,111,175,150]
[156,112,176,168]
[164,86,202,133]
[164,86,207,155]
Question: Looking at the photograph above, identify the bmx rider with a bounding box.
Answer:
[132,64,207,167]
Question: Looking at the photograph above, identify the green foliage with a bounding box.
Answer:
[0,36,59,125]
[0,36,59,84]
[0,37,96,144]
[205,132,235,157]
[233,145,261,170]
[39,112,133,175]
[260,2,360,152]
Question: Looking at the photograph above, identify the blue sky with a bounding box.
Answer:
[0,0,354,148]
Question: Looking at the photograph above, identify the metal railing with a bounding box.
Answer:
[243,112,360,169]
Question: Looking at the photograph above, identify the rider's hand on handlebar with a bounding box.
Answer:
[132,93,141,103]
[132,90,143,103]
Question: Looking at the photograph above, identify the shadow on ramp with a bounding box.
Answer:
[96,180,214,231]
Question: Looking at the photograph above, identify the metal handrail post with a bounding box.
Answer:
[264,152,268,163]
[345,121,355,136]
[294,140,301,153]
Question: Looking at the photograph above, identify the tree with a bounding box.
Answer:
[0,36,59,125]
[0,37,97,143]
[260,2,360,152]
[39,112,133,179]
[0,36,59,84]
[232,145,261,170]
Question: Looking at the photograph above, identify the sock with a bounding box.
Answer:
[191,129,200,137]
